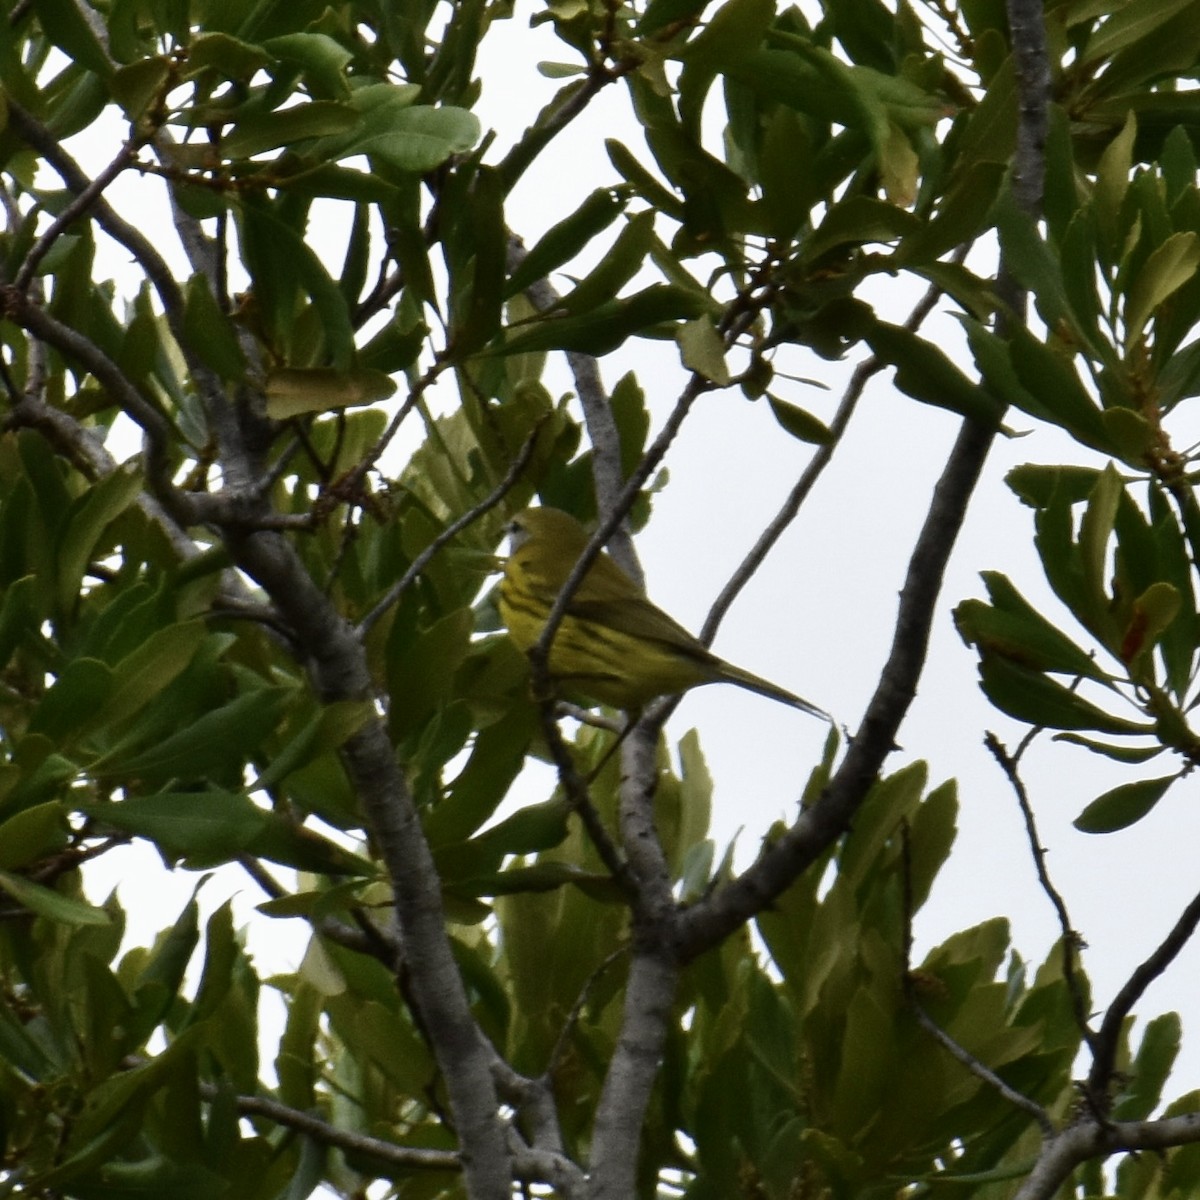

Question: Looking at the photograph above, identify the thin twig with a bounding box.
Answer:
[701,247,969,645]
[14,137,142,291]
[511,239,639,581]
[900,821,1055,1136]
[1087,883,1200,1108]
[910,1001,1056,1136]
[985,732,1097,1055]
[224,1090,461,1170]
[545,943,629,1081]
[537,703,632,893]
[357,422,542,636]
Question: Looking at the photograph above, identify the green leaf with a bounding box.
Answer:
[353,105,481,172]
[1081,0,1198,66]
[435,797,572,883]
[58,465,144,615]
[0,802,68,870]
[0,869,110,924]
[1074,774,1177,833]
[995,190,1101,357]
[507,188,626,297]
[1006,463,1102,508]
[34,0,113,76]
[185,32,272,79]
[954,572,1109,681]
[977,654,1148,735]
[863,319,1001,423]
[677,317,730,384]
[81,792,269,860]
[499,284,710,356]
[1113,1012,1181,1119]
[1053,732,1165,763]
[1120,581,1181,669]
[108,686,291,781]
[1124,231,1200,347]
[264,367,397,417]
[1004,326,1109,449]
[1094,111,1137,257]
[239,195,357,370]
[222,101,360,159]
[804,196,921,263]
[183,273,248,380]
[262,32,354,99]
[252,699,375,794]
[1079,464,1123,619]
[557,210,658,315]
[606,139,685,220]
[29,657,114,743]
[111,57,172,120]
[101,621,208,731]
[766,395,833,444]
[423,704,537,847]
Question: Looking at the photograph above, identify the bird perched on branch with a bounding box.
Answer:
[499,506,828,718]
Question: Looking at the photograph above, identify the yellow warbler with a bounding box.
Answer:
[499,506,827,717]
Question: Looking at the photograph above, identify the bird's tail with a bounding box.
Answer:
[718,661,830,721]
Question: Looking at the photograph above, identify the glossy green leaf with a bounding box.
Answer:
[1006,463,1102,508]
[766,395,833,444]
[108,686,291,781]
[29,657,114,743]
[111,57,172,120]
[1113,1012,1181,1120]
[1005,326,1109,449]
[81,792,269,860]
[677,317,730,384]
[101,621,208,731]
[1079,464,1123,619]
[0,802,68,870]
[262,32,354,99]
[1073,774,1177,833]
[185,32,272,78]
[183,273,248,380]
[1053,732,1165,763]
[1124,231,1200,347]
[556,210,658,315]
[0,869,110,925]
[506,188,626,297]
[863,320,1001,423]
[1120,581,1181,670]
[34,0,113,75]
[353,105,481,172]
[804,196,921,262]
[954,572,1109,681]
[222,102,360,159]
[57,465,144,615]
[265,367,397,417]
[499,284,709,356]
[1081,0,1198,66]
[977,654,1149,734]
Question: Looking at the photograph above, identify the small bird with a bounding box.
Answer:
[498,506,828,718]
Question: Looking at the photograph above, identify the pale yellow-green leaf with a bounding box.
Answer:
[266,367,398,418]
[1124,231,1200,348]
[677,317,730,385]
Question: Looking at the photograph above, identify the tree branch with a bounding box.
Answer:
[1013,1112,1200,1200]
[986,732,1097,1056]
[675,413,997,959]
[229,1090,461,1171]
[1087,884,1200,1109]
[357,420,542,637]
[225,526,512,1199]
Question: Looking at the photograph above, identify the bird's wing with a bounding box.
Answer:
[567,593,712,661]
